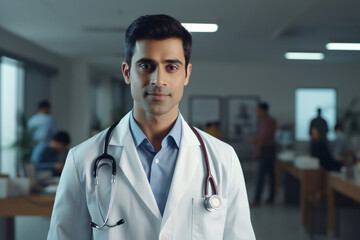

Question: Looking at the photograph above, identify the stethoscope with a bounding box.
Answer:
[90,120,221,229]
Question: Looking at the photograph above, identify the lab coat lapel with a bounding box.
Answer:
[110,112,162,221]
[161,117,201,229]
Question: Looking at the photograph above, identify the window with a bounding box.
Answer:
[0,57,24,176]
[295,88,337,141]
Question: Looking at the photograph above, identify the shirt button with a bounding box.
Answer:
[155,159,160,164]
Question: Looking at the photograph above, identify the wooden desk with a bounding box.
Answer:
[327,173,360,232]
[275,159,326,227]
[0,194,55,240]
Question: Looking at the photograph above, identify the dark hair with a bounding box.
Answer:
[125,14,192,74]
[258,102,269,112]
[53,131,71,145]
[317,108,322,114]
[38,100,51,109]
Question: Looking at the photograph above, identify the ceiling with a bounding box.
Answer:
[1,0,360,76]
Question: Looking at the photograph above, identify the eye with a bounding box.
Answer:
[138,63,154,72]
[167,65,179,72]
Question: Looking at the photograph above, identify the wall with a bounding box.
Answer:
[182,61,360,125]
[0,26,71,131]
[0,27,93,240]
[66,61,92,144]
[180,61,360,154]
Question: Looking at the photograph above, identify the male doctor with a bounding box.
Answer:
[48,14,255,240]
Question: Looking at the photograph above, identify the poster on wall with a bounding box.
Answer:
[227,96,259,141]
[190,96,222,131]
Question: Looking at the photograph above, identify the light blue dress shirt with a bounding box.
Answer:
[129,112,182,215]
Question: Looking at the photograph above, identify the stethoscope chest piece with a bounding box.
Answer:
[204,195,222,212]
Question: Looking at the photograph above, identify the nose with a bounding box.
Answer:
[150,68,167,87]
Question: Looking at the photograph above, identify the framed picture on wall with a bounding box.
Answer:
[227,96,259,141]
[189,96,222,131]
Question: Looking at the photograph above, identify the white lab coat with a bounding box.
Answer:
[47,112,255,240]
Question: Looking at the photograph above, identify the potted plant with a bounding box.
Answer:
[12,113,33,172]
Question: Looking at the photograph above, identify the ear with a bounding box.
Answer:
[122,62,131,85]
[184,63,192,86]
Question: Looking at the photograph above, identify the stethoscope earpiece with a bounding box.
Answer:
[204,195,222,212]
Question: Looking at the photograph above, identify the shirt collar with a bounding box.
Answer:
[129,111,182,148]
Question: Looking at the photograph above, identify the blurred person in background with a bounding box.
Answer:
[31,131,71,176]
[248,102,277,207]
[27,100,57,148]
[309,108,328,147]
[310,127,342,171]
[332,123,347,161]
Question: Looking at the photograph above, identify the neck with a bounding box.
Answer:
[133,107,179,151]
[39,109,48,114]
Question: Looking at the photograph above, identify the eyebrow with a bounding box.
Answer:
[135,58,183,65]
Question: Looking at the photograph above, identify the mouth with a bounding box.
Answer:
[146,92,170,101]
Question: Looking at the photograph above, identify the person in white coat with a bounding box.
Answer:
[47,14,255,240]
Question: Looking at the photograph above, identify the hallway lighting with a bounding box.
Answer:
[326,43,360,51]
[285,52,324,60]
[181,23,218,32]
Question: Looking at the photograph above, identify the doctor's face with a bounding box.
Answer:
[122,38,192,119]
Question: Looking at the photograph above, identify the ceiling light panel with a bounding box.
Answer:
[285,52,325,60]
[181,23,218,33]
[326,43,360,51]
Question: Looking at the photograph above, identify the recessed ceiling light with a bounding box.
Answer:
[285,52,325,60]
[326,43,360,51]
[181,23,218,33]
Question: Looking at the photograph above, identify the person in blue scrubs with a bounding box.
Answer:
[27,100,57,148]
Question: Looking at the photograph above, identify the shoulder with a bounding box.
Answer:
[27,114,39,124]
[71,129,107,158]
[191,127,236,160]
[180,114,234,155]
[198,128,229,147]
[43,114,55,123]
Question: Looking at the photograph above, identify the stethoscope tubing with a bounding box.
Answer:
[187,123,218,197]
[91,119,219,229]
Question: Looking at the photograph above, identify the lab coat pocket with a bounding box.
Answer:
[192,197,228,240]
